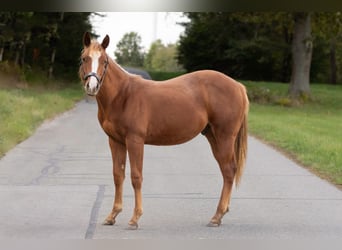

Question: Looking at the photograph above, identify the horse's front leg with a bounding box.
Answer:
[126,135,144,230]
[104,137,127,225]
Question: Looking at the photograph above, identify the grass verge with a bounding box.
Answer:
[0,84,83,158]
[243,81,342,187]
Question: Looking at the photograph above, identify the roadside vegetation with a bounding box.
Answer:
[0,72,83,158]
[244,81,342,187]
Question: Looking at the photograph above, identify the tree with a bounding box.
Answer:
[178,12,293,82]
[144,39,183,72]
[289,12,313,98]
[0,12,34,66]
[312,12,342,85]
[0,12,94,81]
[0,12,14,62]
[54,12,93,79]
[114,32,144,67]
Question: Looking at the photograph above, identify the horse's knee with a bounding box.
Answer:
[114,172,124,181]
[131,174,142,189]
[114,174,125,190]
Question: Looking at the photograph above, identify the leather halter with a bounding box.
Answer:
[82,55,109,88]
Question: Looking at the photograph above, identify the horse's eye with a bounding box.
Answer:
[82,57,90,63]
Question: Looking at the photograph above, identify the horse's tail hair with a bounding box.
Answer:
[234,87,249,187]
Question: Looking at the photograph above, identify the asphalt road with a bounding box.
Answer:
[0,99,341,239]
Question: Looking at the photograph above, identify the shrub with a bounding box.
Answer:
[247,86,274,104]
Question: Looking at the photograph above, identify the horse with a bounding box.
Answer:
[79,32,249,229]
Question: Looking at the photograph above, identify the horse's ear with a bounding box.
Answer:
[83,32,91,47]
[101,35,110,50]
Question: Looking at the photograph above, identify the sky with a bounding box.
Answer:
[90,12,189,57]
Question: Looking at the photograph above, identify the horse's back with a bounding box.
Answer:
[163,70,245,95]
[173,70,246,106]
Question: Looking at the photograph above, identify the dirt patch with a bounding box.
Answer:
[0,71,28,89]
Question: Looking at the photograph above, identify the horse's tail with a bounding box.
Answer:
[234,87,249,187]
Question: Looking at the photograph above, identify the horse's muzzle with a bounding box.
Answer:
[84,72,101,96]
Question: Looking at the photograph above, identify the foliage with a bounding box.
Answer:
[114,31,145,67]
[178,12,293,82]
[178,12,342,85]
[53,13,93,80]
[246,85,274,104]
[0,12,94,82]
[144,39,184,72]
[311,12,342,84]
[245,81,342,186]
[246,80,316,107]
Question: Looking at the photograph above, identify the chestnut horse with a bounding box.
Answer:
[79,32,249,229]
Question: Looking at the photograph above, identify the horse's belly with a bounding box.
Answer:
[145,114,206,146]
[145,131,198,146]
[145,133,198,146]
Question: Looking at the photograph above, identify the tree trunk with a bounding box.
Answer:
[48,12,64,79]
[14,42,22,66]
[0,47,4,62]
[289,12,313,98]
[329,38,337,85]
[48,47,56,79]
[20,42,26,66]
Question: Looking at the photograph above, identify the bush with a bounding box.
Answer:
[274,97,293,107]
[247,85,274,104]
[246,83,313,107]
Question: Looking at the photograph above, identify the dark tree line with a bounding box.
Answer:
[178,13,294,82]
[0,12,95,81]
[178,12,342,97]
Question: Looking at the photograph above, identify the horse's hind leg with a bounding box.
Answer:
[104,138,127,225]
[204,128,236,227]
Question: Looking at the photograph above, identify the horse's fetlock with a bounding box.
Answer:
[135,208,143,217]
[113,207,122,213]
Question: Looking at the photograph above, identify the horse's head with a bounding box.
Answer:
[79,32,109,96]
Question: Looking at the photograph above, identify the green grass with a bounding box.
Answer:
[243,81,342,186]
[0,84,83,157]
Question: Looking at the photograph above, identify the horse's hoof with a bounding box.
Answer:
[207,220,221,227]
[127,222,138,230]
[103,219,115,226]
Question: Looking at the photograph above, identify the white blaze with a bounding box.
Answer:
[88,51,101,90]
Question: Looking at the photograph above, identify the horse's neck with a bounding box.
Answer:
[96,59,129,114]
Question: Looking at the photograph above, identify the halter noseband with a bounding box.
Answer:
[82,55,109,88]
